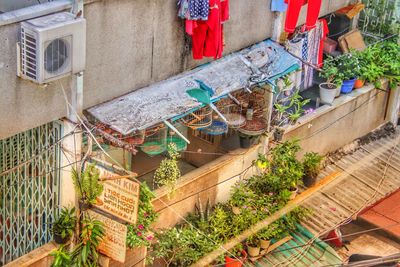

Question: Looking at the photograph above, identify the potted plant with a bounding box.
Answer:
[273,127,285,142]
[70,216,105,266]
[319,55,341,104]
[225,244,247,267]
[229,181,257,215]
[257,224,278,250]
[49,245,71,267]
[71,164,104,210]
[51,207,77,244]
[302,152,324,187]
[154,143,181,196]
[246,234,261,257]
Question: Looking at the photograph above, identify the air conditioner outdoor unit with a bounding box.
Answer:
[19,12,86,84]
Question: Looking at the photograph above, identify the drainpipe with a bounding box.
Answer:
[60,0,84,208]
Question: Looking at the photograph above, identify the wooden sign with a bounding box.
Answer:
[88,210,127,263]
[94,165,140,224]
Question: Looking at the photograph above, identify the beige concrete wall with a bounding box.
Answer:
[0,0,352,139]
[152,144,262,229]
[0,0,274,139]
[283,85,390,156]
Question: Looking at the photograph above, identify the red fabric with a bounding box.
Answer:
[318,18,329,67]
[284,0,322,33]
[221,0,229,22]
[187,0,229,60]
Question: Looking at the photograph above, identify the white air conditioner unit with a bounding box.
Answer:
[19,12,86,84]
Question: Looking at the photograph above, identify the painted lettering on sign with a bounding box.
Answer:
[94,165,140,224]
[88,210,127,263]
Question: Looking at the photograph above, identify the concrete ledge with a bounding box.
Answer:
[4,242,57,267]
[284,82,380,133]
[282,81,391,156]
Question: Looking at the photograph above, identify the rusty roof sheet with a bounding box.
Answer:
[251,129,400,267]
[86,40,299,135]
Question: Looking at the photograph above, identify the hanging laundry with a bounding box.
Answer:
[271,0,287,12]
[284,0,322,33]
[178,0,209,20]
[286,19,327,89]
[182,0,229,60]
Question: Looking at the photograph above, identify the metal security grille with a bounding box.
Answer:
[0,122,62,266]
[359,0,400,39]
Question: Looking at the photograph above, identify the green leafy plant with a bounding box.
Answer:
[229,181,258,208]
[127,182,158,249]
[303,152,324,179]
[71,216,105,267]
[320,53,359,86]
[50,245,71,267]
[72,164,103,206]
[246,234,260,247]
[153,226,217,267]
[154,143,181,195]
[274,90,310,126]
[51,207,77,243]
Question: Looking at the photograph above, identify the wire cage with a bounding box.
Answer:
[167,123,188,152]
[221,104,246,129]
[140,124,168,156]
[180,106,213,130]
[199,120,228,135]
[122,130,146,145]
[235,89,266,119]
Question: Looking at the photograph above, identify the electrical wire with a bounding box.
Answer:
[0,124,81,177]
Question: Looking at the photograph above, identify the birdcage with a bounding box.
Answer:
[167,123,188,152]
[221,104,246,129]
[123,130,146,145]
[199,120,228,135]
[181,106,213,129]
[140,124,168,156]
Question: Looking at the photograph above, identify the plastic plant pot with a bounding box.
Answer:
[319,83,338,105]
[341,78,356,94]
[54,233,70,245]
[225,250,247,267]
[354,79,365,89]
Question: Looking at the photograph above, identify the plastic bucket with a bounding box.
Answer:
[319,83,338,105]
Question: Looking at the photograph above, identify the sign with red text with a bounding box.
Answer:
[94,165,140,224]
[87,210,127,263]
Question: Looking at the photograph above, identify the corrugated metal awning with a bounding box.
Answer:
[86,40,300,135]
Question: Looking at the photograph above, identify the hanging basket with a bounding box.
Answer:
[140,124,167,156]
[180,106,213,129]
[221,104,246,129]
[167,123,188,151]
[199,120,228,135]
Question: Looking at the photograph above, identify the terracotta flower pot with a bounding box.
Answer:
[247,245,261,257]
[289,187,298,200]
[354,79,365,89]
[260,239,271,250]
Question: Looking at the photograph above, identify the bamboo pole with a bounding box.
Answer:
[190,171,342,267]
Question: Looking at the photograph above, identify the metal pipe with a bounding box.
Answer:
[209,103,228,123]
[163,120,190,144]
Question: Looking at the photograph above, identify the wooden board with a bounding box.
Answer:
[88,210,128,263]
[94,164,140,225]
